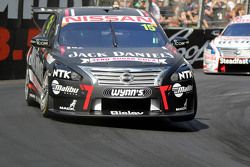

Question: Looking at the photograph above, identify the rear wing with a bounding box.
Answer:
[32,7,62,30]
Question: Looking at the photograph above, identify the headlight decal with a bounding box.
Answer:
[71,72,82,81]
[53,63,82,81]
[170,63,193,82]
[206,43,216,55]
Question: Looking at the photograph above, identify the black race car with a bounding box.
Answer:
[25,6,197,121]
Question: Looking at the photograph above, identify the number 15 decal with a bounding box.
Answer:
[141,24,156,31]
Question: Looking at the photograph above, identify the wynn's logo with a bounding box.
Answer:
[103,88,152,98]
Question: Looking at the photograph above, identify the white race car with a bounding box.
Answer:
[203,15,250,74]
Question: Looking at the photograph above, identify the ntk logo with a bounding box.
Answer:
[178,70,193,80]
[53,69,71,79]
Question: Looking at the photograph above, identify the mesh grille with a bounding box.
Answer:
[79,66,165,86]
[90,69,161,86]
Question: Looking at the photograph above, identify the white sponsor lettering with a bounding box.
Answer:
[220,58,249,64]
[113,51,174,58]
[70,51,174,59]
[178,70,193,80]
[51,80,79,95]
[68,52,108,58]
[103,88,152,98]
[176,99,187,111]
[172,83,193,98]
[59,100,77,111]
[111,89,144,97]
[112,89,143,97]
[110,111,144,115]
[53,69,71,79]
[36,39,49,46]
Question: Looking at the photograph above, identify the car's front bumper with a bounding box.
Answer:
[48,108,195,118]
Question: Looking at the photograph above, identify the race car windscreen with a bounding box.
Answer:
[59,22,167,47]
[222,23,250,36]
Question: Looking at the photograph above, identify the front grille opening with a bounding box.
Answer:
[102,99,150,110]
[223,64,250,73]
[90,69,162,86]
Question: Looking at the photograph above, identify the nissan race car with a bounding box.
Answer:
[204,15,250,74]
[25,6,197,121]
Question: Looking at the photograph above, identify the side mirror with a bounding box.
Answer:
[31,36,50,48]
[211,30,221,37]
[171,37,189,48]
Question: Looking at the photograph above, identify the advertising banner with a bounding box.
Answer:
[0,0,220,79]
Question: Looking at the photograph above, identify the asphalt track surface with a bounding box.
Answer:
[0,69,249,167]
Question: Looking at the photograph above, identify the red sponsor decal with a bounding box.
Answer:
[80,84,94,111]
[63,15,154,24]
[27,82,37,93]
[159,85,172,111]
[232,16,250,23]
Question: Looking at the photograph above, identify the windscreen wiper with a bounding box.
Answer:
[109,20,118,47]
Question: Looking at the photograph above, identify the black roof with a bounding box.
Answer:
[62,7,147,16]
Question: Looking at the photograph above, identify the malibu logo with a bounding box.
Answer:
[51,80,79,95]
[103,88,152,98]
[172,83,193,98]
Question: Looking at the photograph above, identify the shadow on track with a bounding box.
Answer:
[51,115,209,132]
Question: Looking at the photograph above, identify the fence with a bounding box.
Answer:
[93,0,250,29]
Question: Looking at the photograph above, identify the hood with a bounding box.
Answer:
[213,36,250,48]
[55,46,183,68]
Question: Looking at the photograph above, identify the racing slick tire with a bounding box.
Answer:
[40,70,51,118]
[25,68,37,106]
[169,80,198,122]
